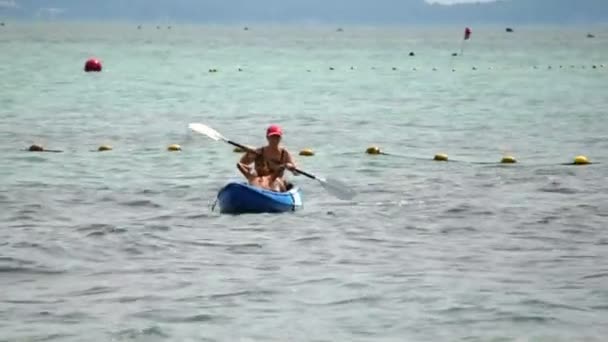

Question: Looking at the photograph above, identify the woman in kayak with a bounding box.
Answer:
[239,124,298,187]
[237,154,286,192]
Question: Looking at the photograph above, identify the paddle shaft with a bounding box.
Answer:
[226,140,317,180]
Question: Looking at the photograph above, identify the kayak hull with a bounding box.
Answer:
[216,182,303,214]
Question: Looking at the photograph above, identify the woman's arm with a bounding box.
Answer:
[283,149,299,175]
[239,146,261,165]
[236,163,254,182]
[275,178,287,192]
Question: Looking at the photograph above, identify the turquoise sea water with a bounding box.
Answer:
[1,22,608,341]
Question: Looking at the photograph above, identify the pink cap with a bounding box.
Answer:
[266,124,283,137]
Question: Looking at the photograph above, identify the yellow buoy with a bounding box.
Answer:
[98,144,112,152]
[501,156,517,164]
[299,148,315,156]
[366,146,382,155]
[167,144,182,152]
[573,155,590,165]
[434,153,448,161]
[28,144,44,152]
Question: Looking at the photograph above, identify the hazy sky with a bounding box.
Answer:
[2,0,607,24]
[429,0,496,3]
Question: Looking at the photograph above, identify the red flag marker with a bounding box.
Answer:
[464,27,472,40]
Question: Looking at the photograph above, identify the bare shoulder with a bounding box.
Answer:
[282,147,294,157]
[252,147,264,156]
[248,146,263,154]
[282,147,296,163]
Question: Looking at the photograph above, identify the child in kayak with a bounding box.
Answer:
[237,154,286,192]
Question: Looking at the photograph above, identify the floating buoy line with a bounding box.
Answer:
[189,64,605,73]
[22,143,595,166]
[80,57,605,75]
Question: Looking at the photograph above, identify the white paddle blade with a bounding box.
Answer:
[318,177,357,201]
[188,123,227,142]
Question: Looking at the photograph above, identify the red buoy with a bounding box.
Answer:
[84,58,102,72]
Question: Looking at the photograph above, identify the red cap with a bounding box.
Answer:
[266,124,283,137]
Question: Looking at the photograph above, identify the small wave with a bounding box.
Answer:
[474,210,495,216]
[4,298,65,304]
[209,289,277,300]
[537,215,559,224]
[0,193,9,203]
[8,214,36,222]
[132,309,226,323]
[581,272,608,280]
[45,311,92,325]
[169,314,218,323]
[115,326,169,339]
[538,185,579,194]
[436,305,480,314]
[289,277,337,286]
[120,199,162,208]
[349,236,391,244]
[122,246,143,255]
[519,299,588,311]
[174,238,262,250]
[145,214,173,222]
[229,226,265,232]
[69,286,117,297]
[316,295,381,306]
[440,226,477,234]
[444,204,472,214]
[339,281,370,290]
[99,195,116,202]
[76,223,113,232]
[78,224,127,237]
[509,315,555,323]
[226,243,263,254]
[138,189,161,195]
[560,228,592,235]
[185,213,214,219]
[0,266,64,274]
[13,333,76,341]
[294,236,323,243]
[403,225,429,232]
[115,295,165,303]
[20,203,43,210]
[15,156,48,163]
[559,254,595,260]
[336,258,377,266]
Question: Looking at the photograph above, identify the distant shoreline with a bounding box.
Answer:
[1,19,607,30]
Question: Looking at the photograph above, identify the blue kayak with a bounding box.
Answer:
[216,182,303,214]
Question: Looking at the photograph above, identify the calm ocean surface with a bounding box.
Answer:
[1,22,607,341]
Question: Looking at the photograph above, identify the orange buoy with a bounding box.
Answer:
[84,58,102,72]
